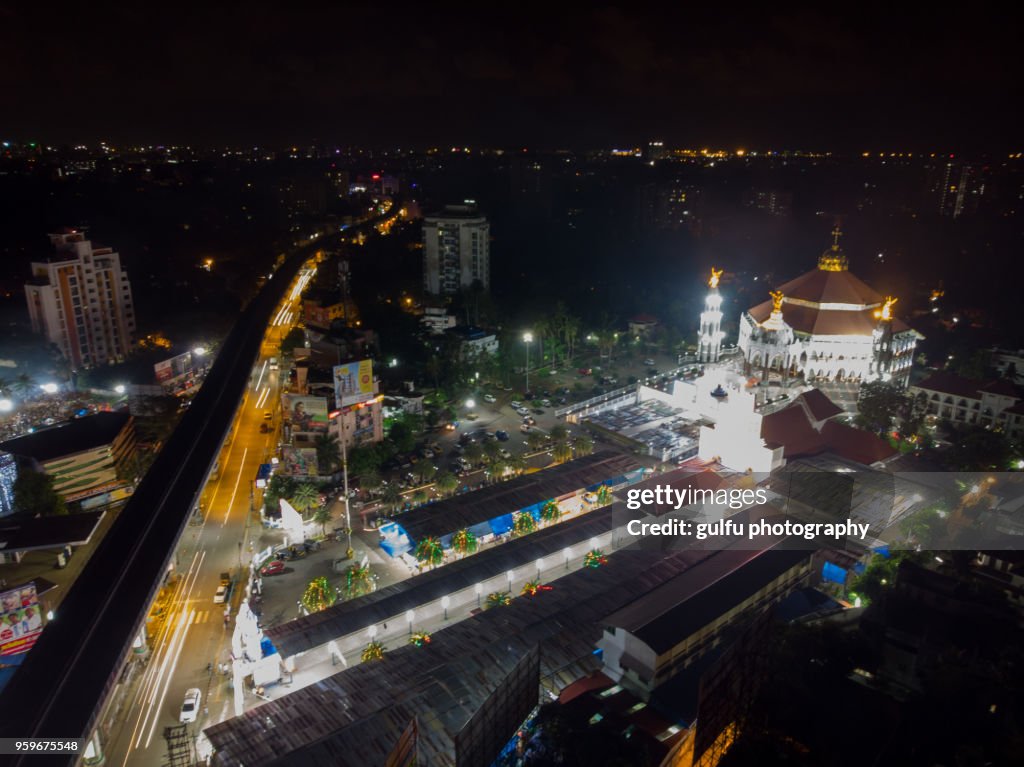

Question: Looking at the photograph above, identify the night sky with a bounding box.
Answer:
[1,4,1019,150]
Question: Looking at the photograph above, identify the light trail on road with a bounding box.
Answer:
[254,360,268,391]
[223,447,249,526]
[254,386,270,411]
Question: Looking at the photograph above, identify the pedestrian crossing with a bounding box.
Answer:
[192,610,212,625]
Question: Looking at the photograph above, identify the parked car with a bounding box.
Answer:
[520,424,532,433]
[495,430,510,441]
[644,358,655,366]
[213,584,228,603]
[180,688,202,723]
[499,448,512,459]
[510,401,522,409]
[522,416,536,426]
[578,368,592,376]
[260,560,286,576]
[541,399,552,407]
[483,394,496,403]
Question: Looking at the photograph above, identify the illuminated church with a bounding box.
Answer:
[706,228,921,388]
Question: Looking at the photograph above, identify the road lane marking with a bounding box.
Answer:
[223,447,249,526]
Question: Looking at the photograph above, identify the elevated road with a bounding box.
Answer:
[0,214,397,764]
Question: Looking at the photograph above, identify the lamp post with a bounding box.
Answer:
[523,332,533,393]
[442,595,450,620]
[406,609,415,635]
[475,583,482,607]
[340,412,354,559]
[506,569,514,592]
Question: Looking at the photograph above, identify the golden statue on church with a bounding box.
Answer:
[708,267,723,289]
[770,290,784,313]
[875,296,897,321]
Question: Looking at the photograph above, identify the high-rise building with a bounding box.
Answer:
[24,231,136,370]
[422,204,490,296]
[932,160,987,218]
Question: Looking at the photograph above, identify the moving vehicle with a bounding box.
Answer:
[269,357,279,370]
[263,411,273,420]
[180,688,202,723]
[213,584,228,603]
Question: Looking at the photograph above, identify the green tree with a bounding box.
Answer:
[343,563,374,598]
[280,326,306,355]
[381,483,403,514]
[414,461,437,485]
[290,483,320,515]
[265,473,298,514]
[348,445,384,478]
[414,536,445,568]
[301,576,337,612]
[314,433,342,475]
[549,424,568,443]
[13,468,67,516]
[451,528,478,555]
[482,440,501,463]
[463,442,483,465]
[512,510,537,537]
[553,441,573,463]
[946,425,1012,470]
[361,640,385,662]
[856,380,905,434]
[435,471,458,496]
[540,500,561,524]
[526,431,547,452]
[574,434,594,456]
[312,505,332,536]
[359,468,382,493]
[485,591,512,609]
[388,418,417,453]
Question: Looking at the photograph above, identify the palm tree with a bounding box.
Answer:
[361,640,385,662]
[574,435,594,456]
[301,576,337,612]
[435,471,458,496]
[290,483,320,515]
[482,440,501,463]
[412,488,429,506]
[549,424,568,443]
[344,563,374,598]
[415,461,437,485]
[553,441,573,464]
[314,433,342,476]
[451,528,478,556]
[485,591,512,609]
[312,505,332,536]
[540,500,561,525]
[359,468,382,494]
[381,483,402,515]
[489,458,509,479]
[414,536,445,568]
[526,431,547,452]
[463,442,483,465]
[507,454,527,475]
[512,510,537,537]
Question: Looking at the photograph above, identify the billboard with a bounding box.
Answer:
[282,446,318,477]
[154,351,193,384]
[333,360,374,406]
[283,395,328,434]
[0,583,43,656]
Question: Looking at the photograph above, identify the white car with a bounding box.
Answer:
[213,584,227,604]
[180,688,202,723]
[483,394,496,403]
[510,401,522,409]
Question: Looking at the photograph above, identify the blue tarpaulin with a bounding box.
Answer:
[822,561,848,585]
[468,521,492,539]
[489,513,514,536]
[260,637,277,658]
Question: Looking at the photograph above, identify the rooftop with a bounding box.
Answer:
[396,451,638,542]
[0,412,132,463]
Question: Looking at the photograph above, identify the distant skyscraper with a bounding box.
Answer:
[422,204,490,296]
[933,161,987,218]
[744,188,793,217]
[24,230,136,369]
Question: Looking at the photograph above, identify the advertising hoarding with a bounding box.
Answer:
[154,351,193,385]
[281,446,318,477]
[0,583,43,656]
[282,395,328,434]
[333,360,374,406]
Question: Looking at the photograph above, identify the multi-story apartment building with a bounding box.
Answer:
[24,230,135,369]
[422,204,490,296]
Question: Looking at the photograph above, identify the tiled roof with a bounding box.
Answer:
[797,389,844,422]
[913,371,983,400]
[776,267,883,306]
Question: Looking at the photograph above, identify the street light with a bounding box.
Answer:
[114,384,126,395]
[465,398,475,410]
[406,609,415,635]
[193,346,207,357]
[40,383,59,394]
[506,569,514,591]
[564,546,572,570]
[523,332,534,393]
[536,557,544,580]
[475,582,483,607]
[0,399,13,413]
[442,595,450,620]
